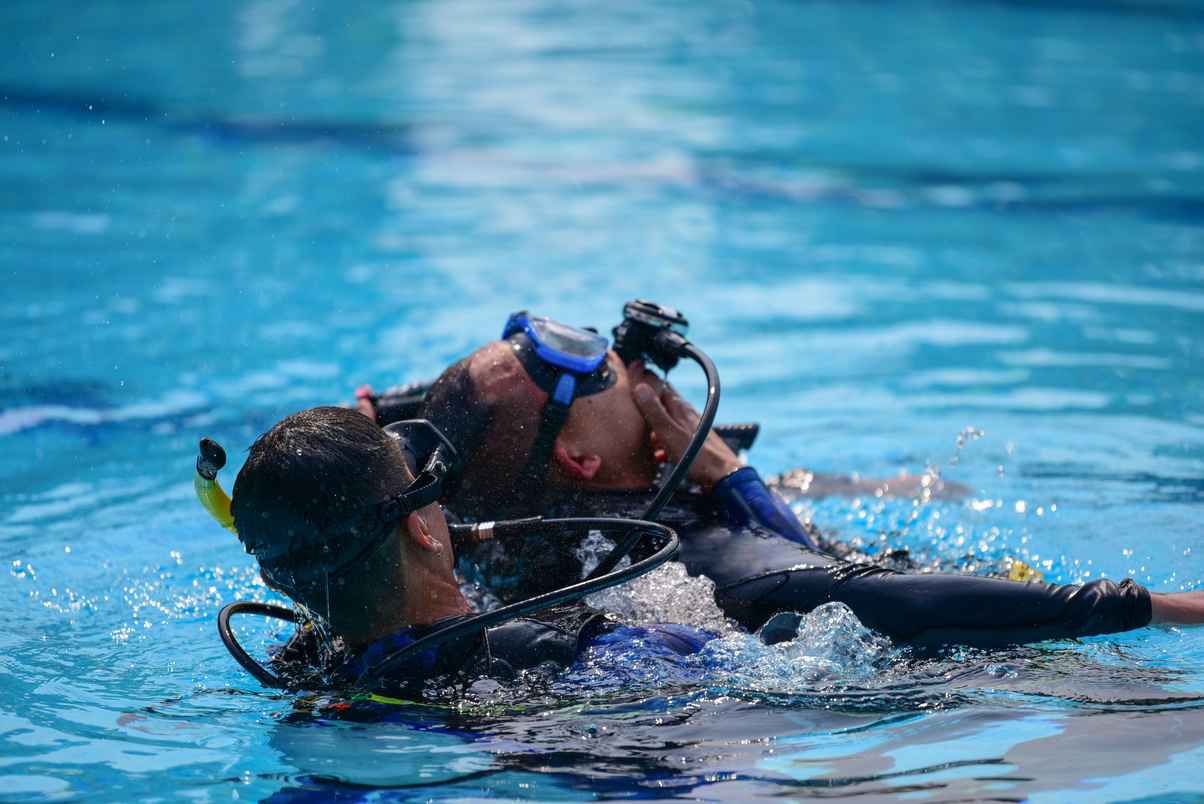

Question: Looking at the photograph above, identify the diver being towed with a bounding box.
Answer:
[354,301,1204,647]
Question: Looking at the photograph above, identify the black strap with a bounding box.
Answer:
[509,372,576,507]
[512,401,569,505]
[377,470,442,523]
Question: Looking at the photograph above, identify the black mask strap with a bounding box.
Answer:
[378,420,461,522]
[377,470,443,523]
[511,372,576,509]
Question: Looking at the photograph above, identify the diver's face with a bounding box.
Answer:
[555,350,660,486]
[467,341,661,491]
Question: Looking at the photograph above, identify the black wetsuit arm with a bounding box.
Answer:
[716,561,1153,649]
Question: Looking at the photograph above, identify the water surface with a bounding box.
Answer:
[2,0,1203,800]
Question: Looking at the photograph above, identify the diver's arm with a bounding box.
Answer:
[1149,590,1204,625]
[353,384,378,421]
[717,566,1156,646]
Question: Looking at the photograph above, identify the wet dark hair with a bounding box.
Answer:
[421,355,543,521]
[231,406,412,593]
[420,358,490,475]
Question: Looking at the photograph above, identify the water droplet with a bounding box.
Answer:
[950,427,984,467]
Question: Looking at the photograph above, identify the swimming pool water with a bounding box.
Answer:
[3,0,1204,800]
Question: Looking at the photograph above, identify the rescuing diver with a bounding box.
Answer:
[357,301,1204,647]
[200,406,713,694]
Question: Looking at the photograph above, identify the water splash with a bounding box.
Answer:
[951,426,985,467]
[575,529,738,634]
[574,528,630,576]
[805,492,1022,579]
[585,562,738,636]
[702,603,899,693]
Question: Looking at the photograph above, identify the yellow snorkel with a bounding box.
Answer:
[194,438,237,535]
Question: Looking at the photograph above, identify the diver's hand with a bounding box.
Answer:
[354,384,378,422]
[1150,590,1204,625]
[631,377,743,494]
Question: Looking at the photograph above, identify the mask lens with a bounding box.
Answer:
[522,314,609,373]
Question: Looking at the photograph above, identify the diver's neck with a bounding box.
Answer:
[396,570,474,632]
[340,571,473,649]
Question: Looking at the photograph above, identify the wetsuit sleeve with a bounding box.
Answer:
[712,466,819,550]
[716,561,1154,648]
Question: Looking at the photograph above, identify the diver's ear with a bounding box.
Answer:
[404,509,442,554]
[551,444,602,482]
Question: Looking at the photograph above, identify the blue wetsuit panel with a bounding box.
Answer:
[712,467,819,550]
[589,623,713,656]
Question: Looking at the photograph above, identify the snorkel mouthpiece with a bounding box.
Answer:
[197,438,226,480]
[194,438,237,535]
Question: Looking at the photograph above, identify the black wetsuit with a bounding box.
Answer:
[272,604,711,694]
[457,468,1152,649]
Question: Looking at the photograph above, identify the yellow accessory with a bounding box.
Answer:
[194,438,238,535]
[1007,557,1043,583]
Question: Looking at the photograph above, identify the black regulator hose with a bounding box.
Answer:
[217,519,678,690]
[642,340,721,521]
[355,518,677,689]
[217,601,297,689]
[585,337,720,581]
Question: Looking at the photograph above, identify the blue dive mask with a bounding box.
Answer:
[502,311,618,400]
[503,312,609,373]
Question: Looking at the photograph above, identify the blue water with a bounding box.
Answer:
[3,0,1204,800]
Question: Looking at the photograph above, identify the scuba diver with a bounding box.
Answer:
[202,405,709,693]
[353,302,1204,647]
